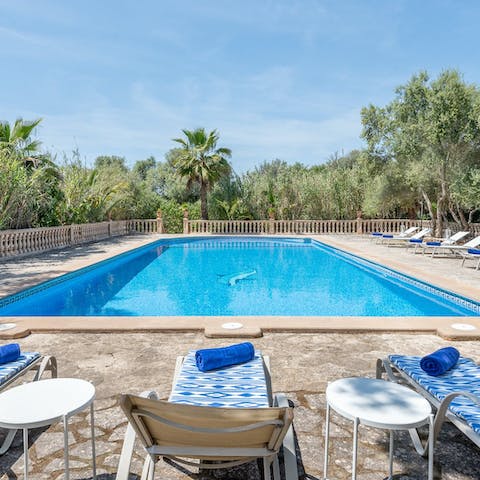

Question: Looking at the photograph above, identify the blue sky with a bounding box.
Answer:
[1,1,480,172]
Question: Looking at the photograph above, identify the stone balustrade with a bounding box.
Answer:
[186,218,428,235]
[0,219,159,258]
[2,217,479,258]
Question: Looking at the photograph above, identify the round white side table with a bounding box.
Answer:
[324,377,433,480]
[0,378,96,480]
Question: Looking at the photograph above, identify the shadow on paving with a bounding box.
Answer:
[0,427,48,478]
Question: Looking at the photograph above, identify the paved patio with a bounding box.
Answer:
[0,234,479,478]
[0,332,479,479]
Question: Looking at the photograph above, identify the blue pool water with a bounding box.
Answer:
[0,237,478,316]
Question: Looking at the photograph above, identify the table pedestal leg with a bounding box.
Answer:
[323,403,330,479]
[352,417,359,480]
[90,402,97,479]
[63,415,70,480]
[388,430,394,479]
[23,428,29,480]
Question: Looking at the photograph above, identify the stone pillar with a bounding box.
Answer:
[268,209,275,234]
[183,209,189,234]
[156,209,164,234]
[356,211,363,235]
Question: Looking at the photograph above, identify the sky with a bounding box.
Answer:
[1,0,480,173]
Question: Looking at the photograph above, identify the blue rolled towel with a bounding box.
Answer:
[0,343,21,364]
[371,232,382,236]
[468,248,480,255]
[382,234,393,238]
[409,238,423,243]
[420,347,460,376]
[195,342,255,372]
[426,241,441,246]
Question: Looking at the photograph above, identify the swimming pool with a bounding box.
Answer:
[0,237,478,316]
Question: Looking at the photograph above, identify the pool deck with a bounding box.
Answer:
[1,331,479,479]
[0,233,480,339]
[1,236,480,479]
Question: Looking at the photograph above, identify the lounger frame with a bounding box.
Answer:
[376,358,480,455]
[0,355,57,454]
[116,355,298,480]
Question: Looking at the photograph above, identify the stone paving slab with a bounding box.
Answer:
[0,332,479,479]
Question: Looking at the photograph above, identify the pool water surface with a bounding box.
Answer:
[0,237,478,316]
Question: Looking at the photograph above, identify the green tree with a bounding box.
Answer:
[361,70,480,235]
[172,128,232,219]
[94,155,128,172]
[0,118,42,156]
[133,156,157,181]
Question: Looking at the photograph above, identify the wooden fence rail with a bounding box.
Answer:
[0,219,159,258]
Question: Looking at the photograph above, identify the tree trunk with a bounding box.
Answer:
[435,156,449,237]
[468,208,479,224]
[200,180,208,220]
[421,190,435,234]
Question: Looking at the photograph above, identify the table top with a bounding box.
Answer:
[326,377,431,429]
[0,378,95,429]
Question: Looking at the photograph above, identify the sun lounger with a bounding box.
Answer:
[376,354,480,458]
[413,231,470,254]
[461,248,480,270]
[382,228,431,246]
[0,352,57,454]
[371,226,418,243]
[428,235,480,258]
[116,351,296,480]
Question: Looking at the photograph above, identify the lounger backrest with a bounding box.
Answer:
[411,228,431,239]
[465,236,480,248]
[119,394,293,454]
[400,226,419,237]
[447,231,470,244]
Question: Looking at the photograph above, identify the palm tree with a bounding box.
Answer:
[0,118,42,157]
[173,128,232,219]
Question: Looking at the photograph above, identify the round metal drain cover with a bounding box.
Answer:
[450,323,477,331]
[221,322,244,330]
[0,323,17,331]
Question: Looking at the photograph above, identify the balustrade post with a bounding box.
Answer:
[183,209,189,234]
[356,211,363,234]
[156,209,164,234]
[268,210,275,234]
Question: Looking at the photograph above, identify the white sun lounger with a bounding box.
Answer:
[376,355,480,460]
[382,228,431,246]
[372,226,419,243]
[461,248,480,270]
[115,352,297,480]
[429,235,480,257]
[413,231,470,254]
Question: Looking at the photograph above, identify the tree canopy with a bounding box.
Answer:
[1,70,480,233]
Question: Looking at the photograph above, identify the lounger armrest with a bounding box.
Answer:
[116,390,159,480]
[376,358,403,382]
[437,391,480,418]
[274,393,298,480]
[33,355,58,381]
[171,356,185,391]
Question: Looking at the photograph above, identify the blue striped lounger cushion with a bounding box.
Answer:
[169,351,270,408]
[389,355,480,435]
[0,352,41,388]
